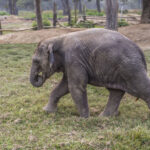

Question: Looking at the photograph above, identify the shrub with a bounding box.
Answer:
[32,21,37,30]
[42,11,64,20]
[43,19,51,26]
[86,9,105,16]
[42,11,53,20]
[19,11,36,20]
[75,20,95,28]
[32,20,51,30]
[0,11,9,16]
[118,19,129,27]
[119,9,128,14]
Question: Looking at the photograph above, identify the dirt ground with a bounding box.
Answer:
[119,24,150,50]
[0,16,150,50]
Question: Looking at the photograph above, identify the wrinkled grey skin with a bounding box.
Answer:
[30,28,150,118]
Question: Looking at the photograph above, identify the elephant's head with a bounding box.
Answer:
[30,40,63,87]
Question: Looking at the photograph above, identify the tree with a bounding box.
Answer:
[0,21,2,35]
[61,0,68,15]
[73,0,79,23]
[53,1,57,27]
[8,0,18,15]
[78,0,83,14]
[141,0,150,23]
[66,0,71,26]
[35,0,43,30]
[105,0,118,31]
[96,0,101,13]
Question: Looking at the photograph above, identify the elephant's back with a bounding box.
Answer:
[62,28,146,71]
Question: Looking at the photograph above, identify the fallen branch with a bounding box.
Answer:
[0,26,60,32]
[0,27,35,32]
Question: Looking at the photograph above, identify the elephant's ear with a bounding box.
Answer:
[48,44,54,68]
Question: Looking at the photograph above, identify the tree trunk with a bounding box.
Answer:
[78,0,83,14]
[35,0,43,30]
[62,0,68,15]
[66,0,71,26]
[8,0,18,15]
[96,0,101,13]
[74,0,78,23]
[13,0,18,15]
[83,4,86,21]
[53,2,57,27]
[105,0,118,31]
[8,0,13,15]
[0,21,2,35]
[141,0,150,23]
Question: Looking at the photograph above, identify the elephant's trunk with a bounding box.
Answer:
[30,65,45,87]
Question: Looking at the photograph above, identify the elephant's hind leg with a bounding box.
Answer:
[100,89,125,117]
[126,73,150,109]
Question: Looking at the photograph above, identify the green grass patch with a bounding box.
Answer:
[86,9,105,16]
[32,19,51,30]
[118,19,129,27]
[19,11,36,20]
[0,44,150,149]
[19,10,64,20]
[0,11,9,16]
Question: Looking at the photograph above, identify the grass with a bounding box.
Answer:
[0,11,9,16]
[0,44,150,149]
[19,9,105,21]
[19,11,64,20]
[86,9,105,16]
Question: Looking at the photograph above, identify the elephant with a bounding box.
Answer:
[30,28,150,118]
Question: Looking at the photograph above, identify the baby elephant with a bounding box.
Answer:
[30,28,150,118]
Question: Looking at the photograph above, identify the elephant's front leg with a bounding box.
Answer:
[69,85,89,118]
[43,76,69,113]
[68,67,89,118]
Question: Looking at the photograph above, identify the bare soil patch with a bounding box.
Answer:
[119,24,150,50]
[0,28,83,44]
[0,15,150,50]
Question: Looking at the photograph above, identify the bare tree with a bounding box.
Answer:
[141,0,150,23]
[66,0,71,26]
[74,0,79,23]
[78,0,83,14]
[61,0,68,15]
[83,4,86,21]
[53,1,57,27]
[8,0,18,15]
[0,21,2,35]
[105,0,118,31]
[96,0,101,13]
[35,0,43,30]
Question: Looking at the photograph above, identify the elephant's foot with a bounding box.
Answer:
[99,110,120,117]
[79,108,90,118]
[43,104,57,113]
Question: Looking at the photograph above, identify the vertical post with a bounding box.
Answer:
[105,0,118,31]
[83,4,86,21]
[35,0,43,30]
[0,21,2,35]
[53,1,57,27]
